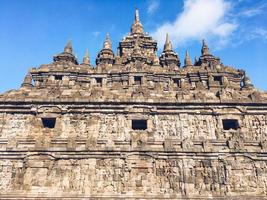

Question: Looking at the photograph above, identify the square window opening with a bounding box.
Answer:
[55,75,63,80]
[213,76,223,85]
[173,78,181,87]
[96,78,102,86]
[134,76,142,85]
[132,119,147,130]
[222,119,239,130]
[42,118,56,129]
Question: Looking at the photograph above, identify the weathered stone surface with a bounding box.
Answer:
[0,9,267,199]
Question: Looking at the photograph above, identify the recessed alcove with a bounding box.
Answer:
[54,75,63,80]
[42,118,56,129]
[134,76,142,85]
[213,76,223,85]
[96,78,102,86]
[173,78,181,87]
[132,119,147,130]
[222,119,239,130]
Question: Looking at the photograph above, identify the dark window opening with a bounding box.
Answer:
[213,76,223,85]
[173,78,181,87]
[96,78,102,86]
[42,118,56,129]
[132,119,147,130]
[134,76,142,85]
[222,119,239,130]
[55,75,63,80]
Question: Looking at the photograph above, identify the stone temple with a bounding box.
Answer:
[0,9,267,199]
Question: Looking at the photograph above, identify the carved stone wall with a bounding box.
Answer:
[1,111,267,142]
[0,9,267,199]
[0,105,267,199]
[1,154,267,198]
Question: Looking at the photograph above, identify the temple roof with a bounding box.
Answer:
[0,9,266,104]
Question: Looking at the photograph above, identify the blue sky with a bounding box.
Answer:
[0,0,266,93]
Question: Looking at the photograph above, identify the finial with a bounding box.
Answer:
[166,33,170,43]
[135,9,140,22]
[201,39,210,55]
[83,49,90,65]
[103,33,112,49]
[64,41,73,54]
[186,50,189,56]
[202,39,206,46]
[131,9,143,34]
[184,50,192,66]
[164,33,173,52]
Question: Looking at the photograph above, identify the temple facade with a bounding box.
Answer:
[0,10,267,199]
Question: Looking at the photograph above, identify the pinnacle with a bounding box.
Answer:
[164,33,173,52]
[186,50,189,57]
[166,33,170,44]
[103,33,112,49]
[131,9,144,34]
[64,41,73,54]
[201,39,210,55]
[83,49,90,65]
[135,9,140,22]
[184,50,192,66]
[84,49,89,58]
[202,39,207,46]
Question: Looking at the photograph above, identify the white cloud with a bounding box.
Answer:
[234,2,267,18]
[147,0,160,15]
[239,7,263,17]
[251,28,267,40]
[151,0,237,49]
[230,27,267,48]
[213,23,237,37]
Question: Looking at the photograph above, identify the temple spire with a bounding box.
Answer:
[131,9,144,34]
[21,72,33,88]
[96,33,115,65]
[64,41,73,54]
[160,34,180,67]
[82,49,90,65]
[184,50,192,67]
[164,33,173,52]
[103,33,112,49]
[199,39,220,65]
[53,40,78,64]
[135,9,140,22]
[201,39,210,55]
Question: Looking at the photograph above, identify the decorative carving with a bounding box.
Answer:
[0,8,266,200]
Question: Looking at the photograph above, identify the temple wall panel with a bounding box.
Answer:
[0,112,267,143]
[0,155,267,197]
